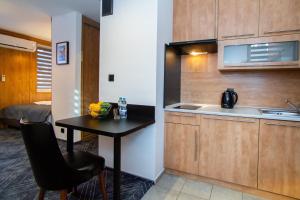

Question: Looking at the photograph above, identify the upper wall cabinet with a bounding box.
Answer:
[260,0,300,36]
[218,0,259,40]
[173,0,216,42]
[218,34,300,70]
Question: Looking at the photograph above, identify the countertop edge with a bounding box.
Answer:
[164,104,300,122]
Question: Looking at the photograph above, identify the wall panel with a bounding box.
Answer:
[0,44,51,109]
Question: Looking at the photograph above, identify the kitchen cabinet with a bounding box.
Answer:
[258,119,300,199]
[218,34,300,70]
[199,115,259,188]
[260,0,300,36]
[164,112,200,174]
[218,0,259,40]
[164,123,200,175]
[164,111,300,198]
[173,0,216,42]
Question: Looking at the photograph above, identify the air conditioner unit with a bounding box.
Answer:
[0,34,37,52]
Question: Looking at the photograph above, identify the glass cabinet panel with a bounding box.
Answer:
[224,41,299,65]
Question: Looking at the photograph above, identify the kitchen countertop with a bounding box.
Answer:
[165,103,300,122]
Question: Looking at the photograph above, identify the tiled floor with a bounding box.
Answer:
[142,173,266,200]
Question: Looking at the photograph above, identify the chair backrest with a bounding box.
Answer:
[20,121,70,189]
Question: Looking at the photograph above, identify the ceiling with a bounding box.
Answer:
[0,0,100,41]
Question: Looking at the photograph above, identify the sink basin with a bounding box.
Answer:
[174,105,201,110]
[260,109,300,118]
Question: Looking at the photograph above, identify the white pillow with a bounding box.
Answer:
[34,101,52,105]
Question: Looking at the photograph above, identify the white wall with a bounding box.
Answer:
[99,0,157,106]
[51,11,82,142]
[154,0,173,179]
[99,0,172,181]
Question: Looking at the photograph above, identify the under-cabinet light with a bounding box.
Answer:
[190,51,208,56]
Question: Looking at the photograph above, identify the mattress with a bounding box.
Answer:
[0,104,51,123]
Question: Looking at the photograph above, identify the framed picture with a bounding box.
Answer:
[56,41,69,65]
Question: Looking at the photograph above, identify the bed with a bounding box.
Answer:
[0,101,52,128]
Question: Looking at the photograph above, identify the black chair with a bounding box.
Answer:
[20,121,108,200]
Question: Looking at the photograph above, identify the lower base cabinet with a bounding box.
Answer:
[199,115,259,188]
[164,112,300,199]
[258,120,300,199]
[164,123,199,175]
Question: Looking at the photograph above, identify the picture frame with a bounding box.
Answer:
[56,41,69,65]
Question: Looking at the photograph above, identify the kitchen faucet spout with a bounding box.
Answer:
[286,99,300,113]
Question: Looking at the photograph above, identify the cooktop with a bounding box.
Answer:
[174,105,201,110]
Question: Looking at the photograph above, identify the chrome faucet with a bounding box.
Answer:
[286,99,300,113]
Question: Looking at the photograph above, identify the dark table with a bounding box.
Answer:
[56,115,155,200]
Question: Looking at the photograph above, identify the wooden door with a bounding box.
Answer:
[199,115,259,188]
[258,120,300,199]
[260,0,300,36]
[0,52,4,108]
[165,123,199,174]
[218,0,259,40]
[81,16,100,140]
[0,47,32,109]
[173,0,216,42]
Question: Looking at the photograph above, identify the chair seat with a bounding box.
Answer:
[63,151,105,177]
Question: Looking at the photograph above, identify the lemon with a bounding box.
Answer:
[90,111,99,118]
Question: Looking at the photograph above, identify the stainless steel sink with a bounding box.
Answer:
[260,109,300,118]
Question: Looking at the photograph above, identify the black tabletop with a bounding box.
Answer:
[55,115,155,138]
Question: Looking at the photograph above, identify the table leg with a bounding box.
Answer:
[113,137,121,200]
[67,128,74,153]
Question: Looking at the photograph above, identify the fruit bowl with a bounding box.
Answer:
[88,102,112,119]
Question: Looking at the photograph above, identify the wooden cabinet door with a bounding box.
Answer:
[258,120,300,199]
[218,0,259,40]
[173,0,216,42]
[260,0,300,36]
[165,123,199,174]
[199,115,259,188]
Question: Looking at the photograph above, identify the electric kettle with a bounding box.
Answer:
[221,88,238,109]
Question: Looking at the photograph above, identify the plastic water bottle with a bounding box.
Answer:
[118,97,127,119]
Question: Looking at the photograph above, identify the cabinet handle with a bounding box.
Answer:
[194,130,198,161]
[180,115,195,118]
[202,116,256,123]
[264,29,300,34]
[168,113,195,117]
[222,33,255,39]
[264,122,300,128]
